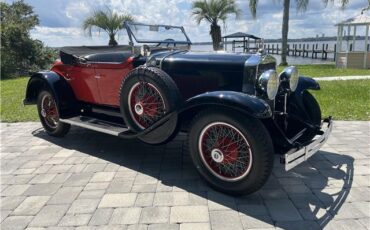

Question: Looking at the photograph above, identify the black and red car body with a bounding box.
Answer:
[24,22,332,195]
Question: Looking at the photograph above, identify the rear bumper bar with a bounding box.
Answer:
[283,117,333,171]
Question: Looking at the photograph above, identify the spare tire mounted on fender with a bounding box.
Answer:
[120,66,181,144]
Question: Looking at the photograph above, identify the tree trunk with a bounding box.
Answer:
[109,34,118,46]
[281,0,290,66]
[210,23,222,51]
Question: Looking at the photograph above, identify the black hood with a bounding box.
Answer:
[153,51,253,72]
[146,50,276,99]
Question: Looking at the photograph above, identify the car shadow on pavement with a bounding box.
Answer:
[33,127,354,230]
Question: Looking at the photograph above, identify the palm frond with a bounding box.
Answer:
[191,0,240,25]
[296,0,309,12]
[339,0,349,8]
[322,0,349,9]
[82,8,134,38]
[248,0,258,19]
[218,0,241,22]
[192,0,214,24]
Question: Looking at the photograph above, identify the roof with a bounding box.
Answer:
[336,13,370,26]
[223,32,261,40]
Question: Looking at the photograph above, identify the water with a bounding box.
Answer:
[191,40,368,65]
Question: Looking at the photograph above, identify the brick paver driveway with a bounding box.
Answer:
[1,121,369,230]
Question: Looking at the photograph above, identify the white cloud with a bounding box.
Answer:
[26,0,367,47]
[31,26,117,47]
[65,1,90,21]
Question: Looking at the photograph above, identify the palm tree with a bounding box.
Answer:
[192,0,241,50]
[248,0,349,66]
[83,8,134,46]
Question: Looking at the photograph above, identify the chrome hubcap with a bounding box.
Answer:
[211,149,224,163]
[41,109,47,118]
[134,103,144,115]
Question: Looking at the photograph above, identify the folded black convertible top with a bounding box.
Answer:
[59,45,134,64]
[60,45,132,57]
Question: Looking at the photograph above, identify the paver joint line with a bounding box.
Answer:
[0,121,369,230]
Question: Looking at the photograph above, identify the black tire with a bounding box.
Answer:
[37,90,70,137]
[188,109,274,196]
[120,66,181,143]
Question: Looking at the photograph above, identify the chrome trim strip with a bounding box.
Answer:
[244,54,262,66]
[86,61,124,65]
[244,54,277,67]
[284,119,333,171]
[261,55,277,65]
[159,50,187,69]
[243,54,277,92]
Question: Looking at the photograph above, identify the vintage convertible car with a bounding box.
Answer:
[24,22,332,195]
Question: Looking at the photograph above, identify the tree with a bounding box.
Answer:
[192,0,241,51]
[1,0,54,77]
[83,8,134,46]
[247,0,349,66]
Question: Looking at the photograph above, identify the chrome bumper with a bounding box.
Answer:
[283,118,333,171]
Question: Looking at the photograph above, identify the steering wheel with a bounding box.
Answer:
[156,38,175,47]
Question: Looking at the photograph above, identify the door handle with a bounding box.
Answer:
[94,75,101,79]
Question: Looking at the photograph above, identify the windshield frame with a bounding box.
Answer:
[124,22,192,45]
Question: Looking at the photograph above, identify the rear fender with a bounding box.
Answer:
[24,71,79,118]
[180,91,272,119]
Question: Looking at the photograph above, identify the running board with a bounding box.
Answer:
[60,116,129,136]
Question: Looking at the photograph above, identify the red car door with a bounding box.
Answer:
[94,58,134,107]
[64,63,101,104]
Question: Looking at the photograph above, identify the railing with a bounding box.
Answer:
[263,43,336,60]
[263,43,370,61]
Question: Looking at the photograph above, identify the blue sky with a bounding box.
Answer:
[4,0,368,47]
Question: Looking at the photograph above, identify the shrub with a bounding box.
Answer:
[0,0,56,78]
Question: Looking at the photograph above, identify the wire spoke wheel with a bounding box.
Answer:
[189,110,274,195]
[41,94,59,129]
[128,82,166,129]
[198,122,253,181]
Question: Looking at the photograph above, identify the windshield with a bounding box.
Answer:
[126,22,191,44]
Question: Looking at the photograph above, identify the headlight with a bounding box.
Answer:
[258,70,279,100]
[280,66,299,92]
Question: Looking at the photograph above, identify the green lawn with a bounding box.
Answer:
[277,64,370,77]
[0,77,369,122]
[311,79,370,121]
[1,77,38,122]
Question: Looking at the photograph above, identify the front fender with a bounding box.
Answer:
[295,76,320,95]
[290,76,321,120]
[181,91,272,118]
[24,71,79,118]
